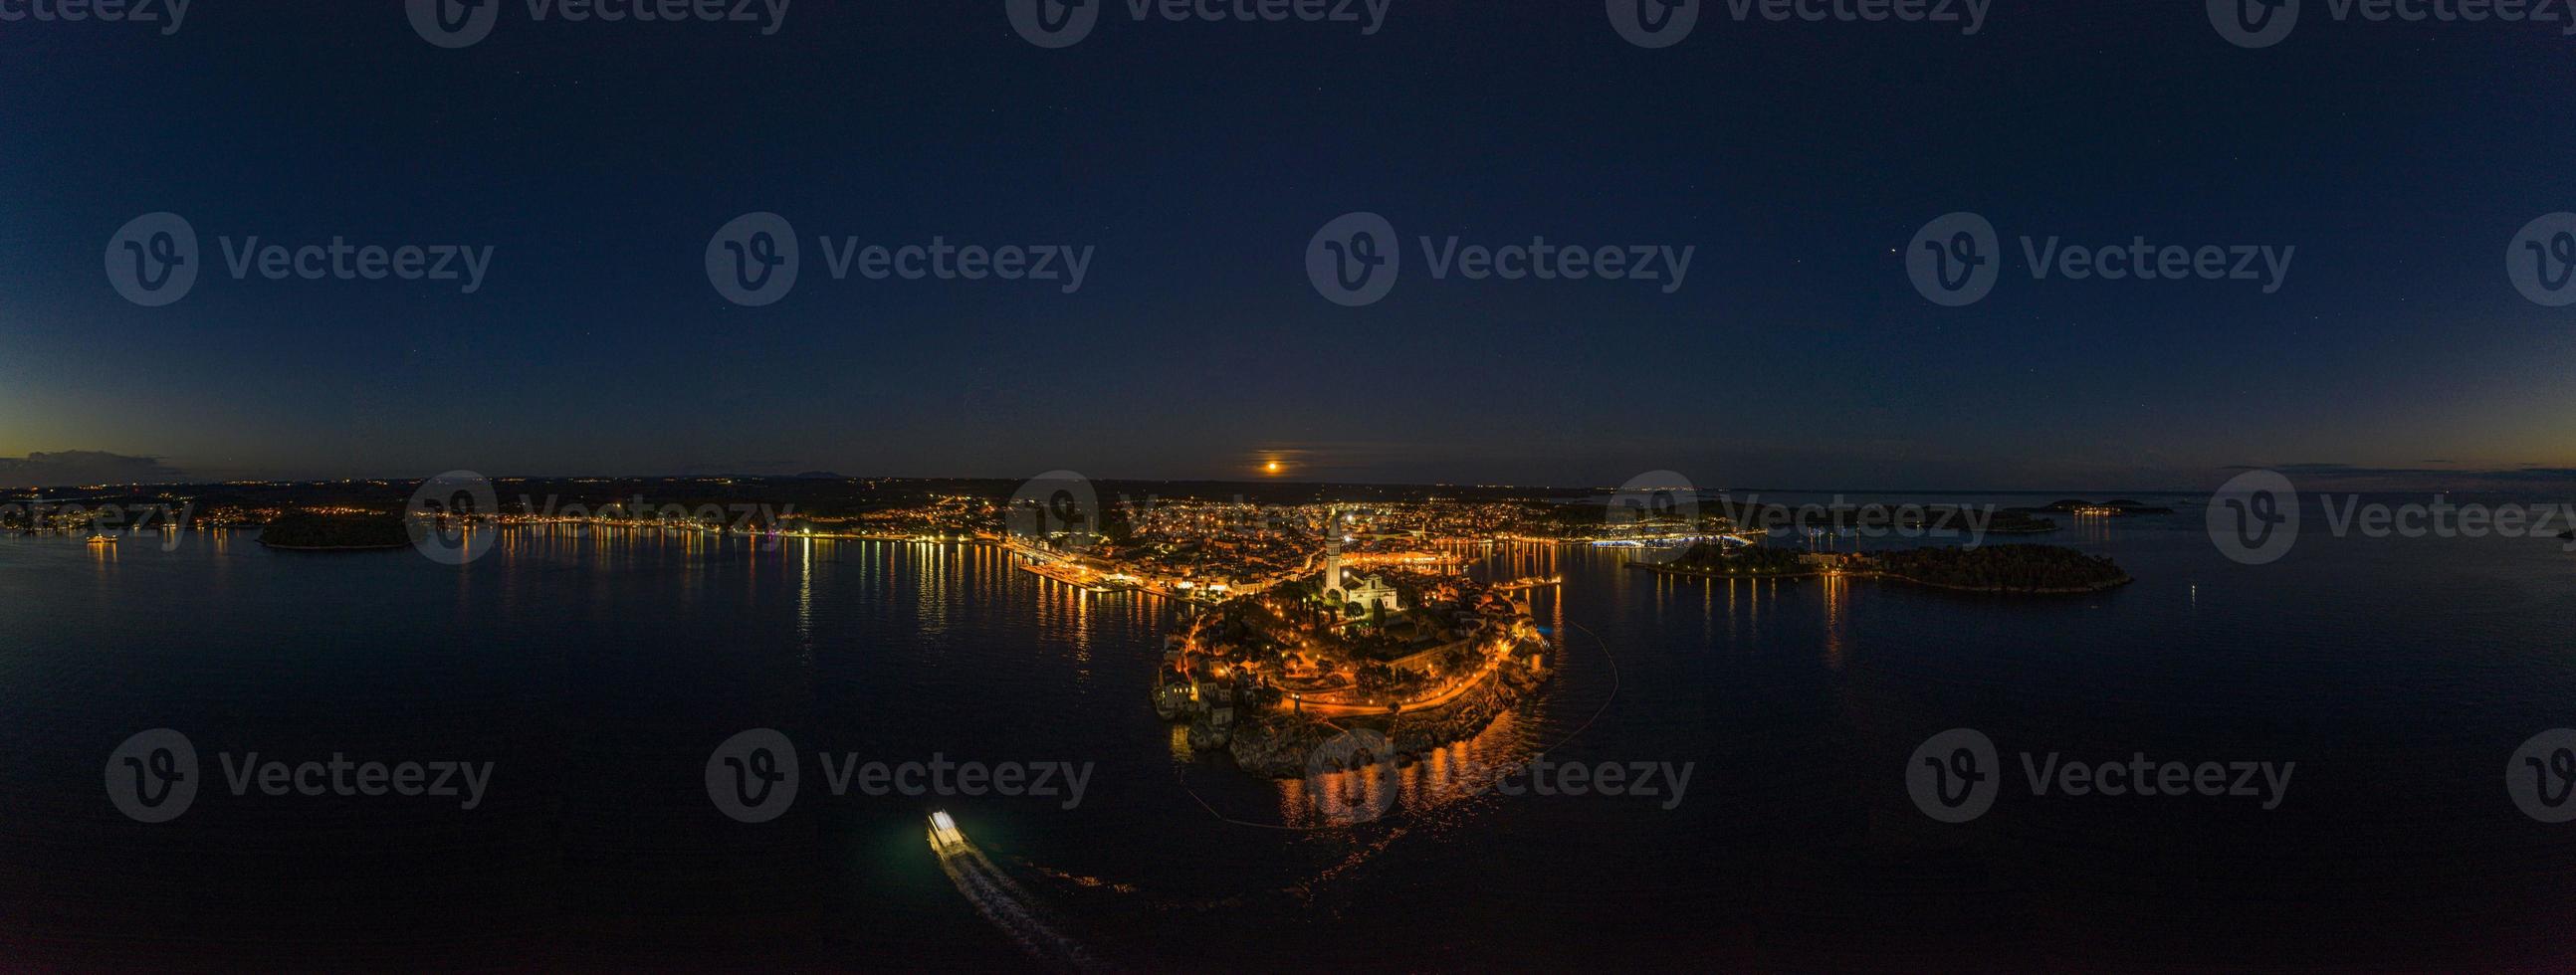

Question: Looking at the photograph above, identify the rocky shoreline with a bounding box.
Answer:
[1220,657,1547,778]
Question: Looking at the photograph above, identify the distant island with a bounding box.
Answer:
[1719,501,2058,535]
[257,510,411,551]
[1635,541,2132,595]
[1865,544,2133,593]
[1658,541,1812,578]
[2006,498,2178,516]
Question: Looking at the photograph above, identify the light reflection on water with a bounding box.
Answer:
[14,505,2576,968]
[1260,542,1579,833]
[1279,707,1539,830]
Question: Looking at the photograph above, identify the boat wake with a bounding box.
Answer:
[930,824,1111,973]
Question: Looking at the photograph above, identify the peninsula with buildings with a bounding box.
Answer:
[1149,535,1555,778]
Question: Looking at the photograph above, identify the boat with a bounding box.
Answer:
[927,810,966,853]
[86,533,116,546]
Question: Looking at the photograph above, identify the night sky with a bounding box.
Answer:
[5,2,2572,489]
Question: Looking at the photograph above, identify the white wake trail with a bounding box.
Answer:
[931,828,1111,972]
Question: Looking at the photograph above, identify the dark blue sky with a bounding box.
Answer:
[5,2,2572,489]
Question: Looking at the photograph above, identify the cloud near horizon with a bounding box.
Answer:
[0,451,188,488]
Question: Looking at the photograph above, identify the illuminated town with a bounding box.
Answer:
[5,476,2135,594]
[1145,527,1559,777]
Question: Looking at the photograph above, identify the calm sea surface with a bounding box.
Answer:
[7,491,2576,971]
